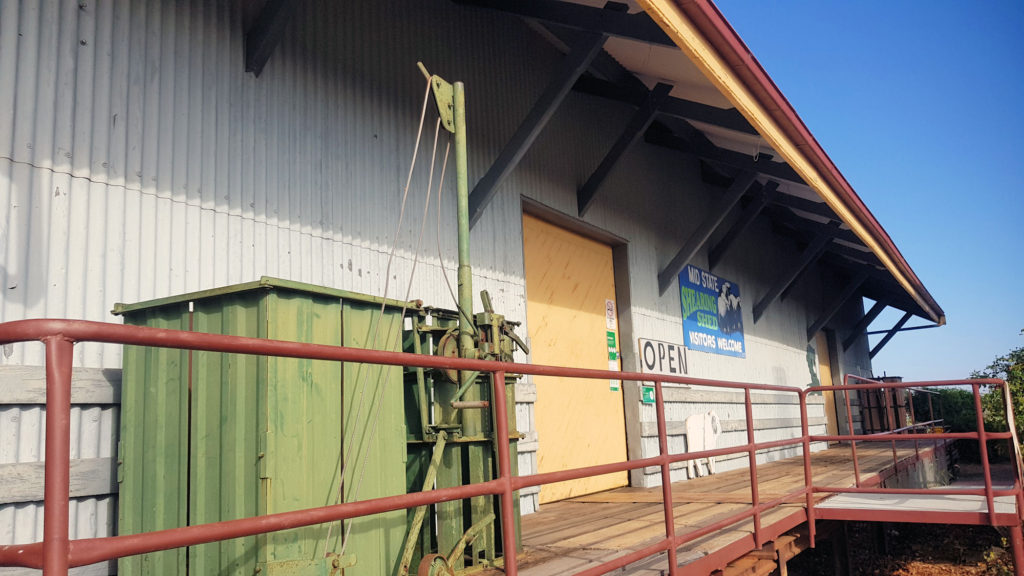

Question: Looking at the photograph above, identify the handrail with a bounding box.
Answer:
[0,318,1020,576]
[0,319,800,392]
[802,376,1024,559]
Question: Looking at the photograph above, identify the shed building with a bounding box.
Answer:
[0,0,944,573]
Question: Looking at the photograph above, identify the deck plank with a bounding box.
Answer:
[478,441,950,575]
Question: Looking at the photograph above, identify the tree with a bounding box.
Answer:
[971,330,1024,442]
[913,387,977,433]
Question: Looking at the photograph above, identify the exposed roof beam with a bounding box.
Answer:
[806,270,869,342]
[658,172,757,294]
[573,75,646,104]
[768,215,880,304]
[578,83,673,216]
[454,0,674,46]
[818,253,925,319]
[775,228,916,315]
[244,0,298,77]
[778,251,818,303]
[870,311,914,359]
[821,248,918,317]
[772,192,838,221]
[825,243,884,269]
[645,124,805,184]
[843,297,891,351]
[768,206,864,249]
[660,98,758,137]
[708,181,777,270]
[573,76,758,136]
[661,0,943,325]
[866,324,940,336]
[468,32,607,228]
[753,221,838,323]
[818,251,885,280]
[583,43,651,93]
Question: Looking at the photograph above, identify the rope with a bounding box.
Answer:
[338,117,443,557]
[322,74,433,556]
[435,140,461,314]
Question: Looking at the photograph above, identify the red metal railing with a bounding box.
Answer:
[803,375,1024,573]
[0,319,1020,576]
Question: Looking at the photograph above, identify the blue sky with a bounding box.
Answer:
[717,1,1024,381]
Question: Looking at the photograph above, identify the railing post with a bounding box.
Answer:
[883,388,899,469]
[491,371,518,576]
[799,391,815,548]
[909,391,920,458]
[972,383,997,525]
[1009,524,1024,576]
[843,388,861,487]
[884,386,896,432]
[654,380,678,574]
[43,336,74,576]
[744,388,762,548]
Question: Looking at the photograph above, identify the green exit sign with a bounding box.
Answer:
[641,386,656,403]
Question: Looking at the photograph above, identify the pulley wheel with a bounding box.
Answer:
[436,330,460,384]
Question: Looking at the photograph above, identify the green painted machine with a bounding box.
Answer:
[115,65,526,576]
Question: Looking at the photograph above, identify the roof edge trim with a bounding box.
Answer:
[637,0,945,325]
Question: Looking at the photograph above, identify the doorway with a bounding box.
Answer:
[815,331,841,439]
[522,213,628,503]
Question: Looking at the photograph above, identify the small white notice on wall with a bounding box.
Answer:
[605,299,617,330]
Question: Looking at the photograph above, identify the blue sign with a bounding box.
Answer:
[678,265,745,358]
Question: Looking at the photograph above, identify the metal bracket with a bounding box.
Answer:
[418,62,455,134]
[256,553,356,576]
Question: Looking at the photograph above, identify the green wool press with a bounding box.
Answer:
[115,65,525,576]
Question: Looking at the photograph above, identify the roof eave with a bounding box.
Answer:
[637,0,945,325]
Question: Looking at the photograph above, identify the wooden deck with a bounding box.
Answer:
[483,440,949,575]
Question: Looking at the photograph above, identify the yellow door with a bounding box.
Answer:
[815,332,840,439]
[522,214,628,503]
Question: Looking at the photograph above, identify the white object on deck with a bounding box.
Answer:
[685,411,722,478]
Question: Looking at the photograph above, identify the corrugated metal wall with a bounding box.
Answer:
[0,0,556,558]
[0,0,876,567]
[0,0,554,369]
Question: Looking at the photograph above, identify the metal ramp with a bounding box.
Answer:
[817,483,1020,526]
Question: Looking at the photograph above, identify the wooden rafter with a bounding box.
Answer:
[454,0,673,46]
[753,222,838,323]
[806,270,869,342]
[467,32,606,228]
[843,297,891,351]
[573,76,757,136]
[245,0,298,77]
[870,311,914,358]
[657,172,757,294]
[709,181,777,270]
[578,83,673,217]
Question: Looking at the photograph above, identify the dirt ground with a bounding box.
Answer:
[786,459,1018,575]
[786,522,1016,575]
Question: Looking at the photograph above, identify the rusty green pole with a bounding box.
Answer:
[454,81,474,364]
[454,80,481,440]
[454,79,491,564]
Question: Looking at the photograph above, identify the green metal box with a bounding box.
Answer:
[115,278,411,576]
